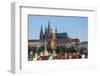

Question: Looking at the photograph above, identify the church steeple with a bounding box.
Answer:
[40,25,43,40]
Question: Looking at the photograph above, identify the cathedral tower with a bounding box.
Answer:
[45,26,48,40]
[40,25,44,40]
[48,21,52,33]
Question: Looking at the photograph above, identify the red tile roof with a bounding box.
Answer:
[37,55,50,60]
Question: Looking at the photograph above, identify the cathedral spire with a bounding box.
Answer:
[48,20,51,31]
[40,25,43,40]
[40,25,43,33]
[45,26,48,39]
[45,26,47,32]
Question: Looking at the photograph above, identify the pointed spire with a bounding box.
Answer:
[45,26,48,39]
[48,20,51,31]
[40,25,43,34]
[45,26,47,33]
[40,25,43,40]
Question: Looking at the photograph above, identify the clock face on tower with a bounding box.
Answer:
[28,15,88,61]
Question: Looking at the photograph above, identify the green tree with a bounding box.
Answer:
[31,46,37,53]
[47,45,53,53]
[28,46,31,56]
[38,45,44,53]
[55,46,61,54]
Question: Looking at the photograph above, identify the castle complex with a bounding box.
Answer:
[29,21,80,48]
[28,21,81,60]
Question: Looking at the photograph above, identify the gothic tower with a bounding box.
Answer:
[40,25,44,40]
[48,21,52,39]
[47,21,56,49]
[45,26,48,40]
[48,21,51,32]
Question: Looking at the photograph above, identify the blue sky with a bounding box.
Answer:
[28,15,88,42]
